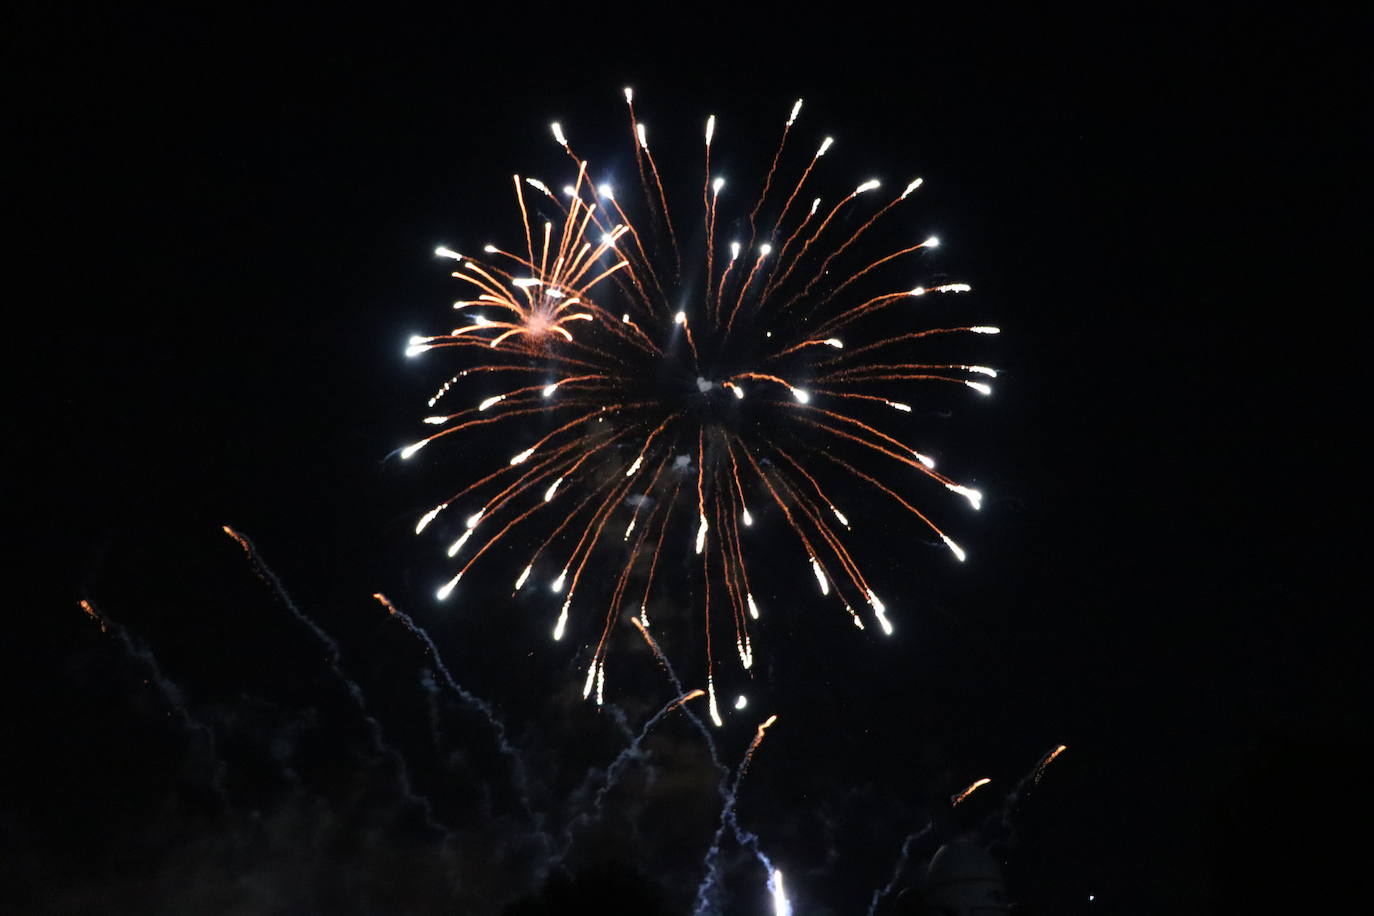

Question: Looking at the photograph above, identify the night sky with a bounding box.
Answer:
[12,5,1366,914]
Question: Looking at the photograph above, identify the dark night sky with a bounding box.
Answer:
[9,4,1367,914]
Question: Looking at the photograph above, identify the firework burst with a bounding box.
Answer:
[401,91,997,720]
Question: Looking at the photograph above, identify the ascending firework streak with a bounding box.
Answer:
[402,91,996,714]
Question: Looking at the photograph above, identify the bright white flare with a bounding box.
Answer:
[901,177,924,199]
[942,534,967,562]
[729,241,740,259]
[965,381,993,396]
[514,564,531,590]
[597,183,614,199]
[771,869,790,916]
[742,508,754,527]
[636,123,648,149]
[436,572,461,601]
[734,695,748,710]
[966,365,998,377]
[788,98,803,125]
[695,513,709,554]
[830,505,850,528]
[477,395,503,411]
[544,477,564,502]
[553,598,570,640]
[712,176,724,194]
[791,388,810,403]
[970,325,1000,334]
[855,179,881,194]
[405,344,429,358]
[705,114,716,145]
[542,383,558,397]
[747,592,760,619]
[446,529,473,557]
[889,401,913,413]
[623,87,633,103]
[550,122,567,147]
[924,236,940,248]
[675,311,687,325]
[510,447,534,465]
[434,246,463,260]
[551,570,566,593]
[759,243,773,256]
[913,450,936,469]
[401,440,429,460]
[465,510,483,528]
[626,455,644,476]
[582,662,597,699]
[809,556,829,595]
[817,136,834,157]
[708,679,723,727]
[415,504,444,534]
[947,483,983,510]
[824,338,844,348]
[422,416,448,425]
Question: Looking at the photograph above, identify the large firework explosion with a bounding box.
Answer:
[401,90,997,725]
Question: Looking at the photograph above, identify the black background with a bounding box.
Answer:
[9,3,1366,914]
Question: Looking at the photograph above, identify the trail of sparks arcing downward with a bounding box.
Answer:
[403,90,996,715]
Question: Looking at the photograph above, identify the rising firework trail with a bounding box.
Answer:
[402,90,996,713]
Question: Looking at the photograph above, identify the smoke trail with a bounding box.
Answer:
[77,598,229,805]
[693,715,780,916]
[558,688,705,863]
[221,526,446,835]
[866,819,937,916]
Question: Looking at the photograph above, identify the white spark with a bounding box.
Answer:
[816,136,833,157]
[623,87,633,103]
[514,564,531,590]
[542,383,558,397]
[551,570,566,593]
[510,277,541,288]
[830,505,850,528]
[809,556,829,595]
[582,661,597,699]
[966,365,998,377]
[465,510,483,529]
[759,243,773,256]
[712,176,724,194]
[597,183,614,199]
[405,344,429,358]
[787,98,803,126]
[913,450,936,469]
[434,246,463,260]
[824,337,844,348]
[708,679,723,727]
[705,114,716,145]
[510,447,534,465]
[625,455,643,476]
[970,325,1000,334]
[947,483,983,510]
[965,381,992,396]
[415,504,444,534]
[889,401,913,413]
[550,122,567,148]
[941,534,967,562]
[855,178,881,194]
[477,395,504,411]
[924,235,940,248]
[729,241,740,259]
[695,513,709,554]
[791,388,810,404]
[901,177,924,198]
[675,311,687,325]
[747,592,760,619]
[436,572,461,601]
[544,477,563,502]
[623,518,635,539]
[446,529,473,557]
[742,508,754,527]
[400,440,429,460]
[735,695,748,710]
[553,598,570,640]
[636,123,648,149]
[422,416,449,425]
[483,244,497,253]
